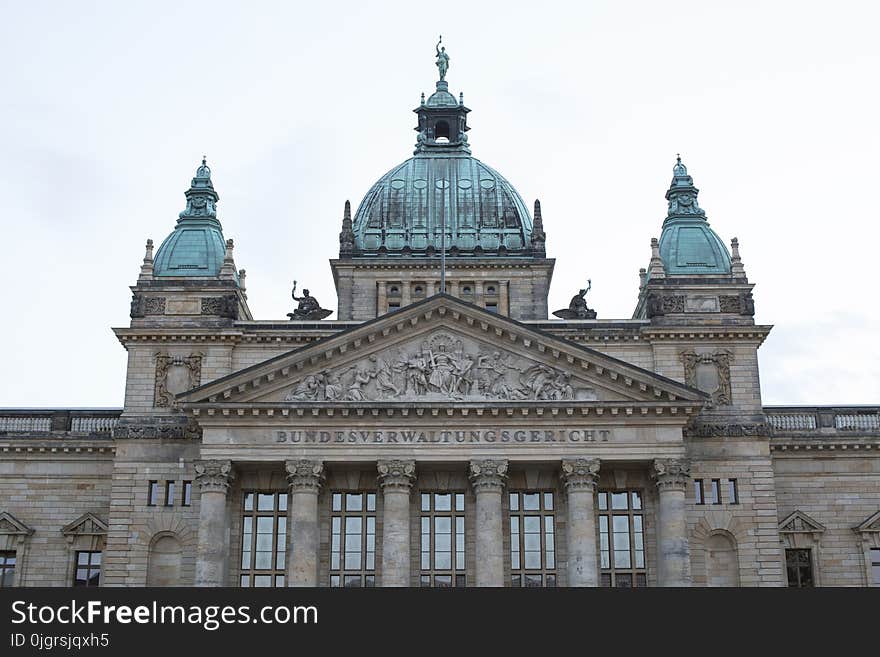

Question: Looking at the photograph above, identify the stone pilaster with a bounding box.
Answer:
[652,458,692,586]
[194,460,234,587]
[468,459,508,587]
[285,459,325,586]
[377,459,417,587]
[560,458,601,587]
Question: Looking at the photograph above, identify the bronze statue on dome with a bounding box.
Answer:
[287,280,332,320]
[553,280,598,319]
[435,36,450,81]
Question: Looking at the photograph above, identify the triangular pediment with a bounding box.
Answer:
[179,295,707,408]
[779,510,826,535]
[61,513,108,538]
[0,512,34,537]
[854,510,880,534]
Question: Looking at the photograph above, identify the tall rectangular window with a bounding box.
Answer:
[785,548,814,587]
[509,491,556,587]
[870,548,880,586]
[182,481,192,506]
[598,490,646,587]
[147,481,159,506]
[710,479,722,505]
[0,552,15,587]
[694,479,705,505]
[164,481,175,507]
[329,492,376,587]
[420,492,465,587]
[727,479,738,504]
[74,551,101,587]
[240,491,288,587]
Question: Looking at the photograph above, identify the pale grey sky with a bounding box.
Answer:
[1,0,877,407]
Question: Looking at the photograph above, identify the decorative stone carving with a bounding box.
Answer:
[377,459,417,491]
[112,417,202,440]
[129,293,166,317]
[144,297,166,315]
[154,353,202,408]
[201,295,238,319]
[680,350,732,407]
[468,459,508,492]
[130,292,144,318]
[194,460,234,494]
[285,459,325,492]
[287,281,332,320]
[61,513,107,545]
[684,421,772,438]
[553,281,597,319]
[719,295,741,313]
[560,458,601,492]
[283,332,598,403]
[646,293,685,318]
[652,458,691,491]
[739,291,755,316]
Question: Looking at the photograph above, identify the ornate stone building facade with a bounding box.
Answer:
[1,62,879,589]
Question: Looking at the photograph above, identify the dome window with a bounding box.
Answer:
[435,120,450,139]
[462,286,472,295]
[487,286,496,295]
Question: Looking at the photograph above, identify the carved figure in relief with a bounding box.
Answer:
[477,352,518,399]
[345,366,374,401]
[285,373,324,401]
[398,348,429,396]
[370,355,401,397]
[323,370,344,401]
[518,364,556,400]
[427,343,455,394]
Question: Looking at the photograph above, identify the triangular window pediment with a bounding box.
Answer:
[779,510,826,535]
[61,513,108,538]
[178,295,706,408]
[855,510,880,534]
[0,512,34,537]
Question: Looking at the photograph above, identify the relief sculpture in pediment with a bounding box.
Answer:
[284,332,598,403]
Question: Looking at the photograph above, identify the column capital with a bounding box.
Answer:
[652,458,691,492]
[194,460,235,494]
[468,459,508,493]
[285,459,325,493]
[560,458,601,493]
[377,459,417,492]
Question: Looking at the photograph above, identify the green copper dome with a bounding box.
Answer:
[657,157,731,275]
[154,159,229,277]
[346,76,538,258]
[352,154,534,256]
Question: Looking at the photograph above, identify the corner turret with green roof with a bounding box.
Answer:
[633,156,754,324]
[128,158,251,325]
[153,158,231,278]
[655,156,731,277]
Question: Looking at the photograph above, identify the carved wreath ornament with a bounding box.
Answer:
[284,332,597,403]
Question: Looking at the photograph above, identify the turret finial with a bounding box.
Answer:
[730,237,747,277]
[531,198,546,256]
[648,237,666,278]
[339,199,355,257]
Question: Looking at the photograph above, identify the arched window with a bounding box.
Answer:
[434,121,450,139]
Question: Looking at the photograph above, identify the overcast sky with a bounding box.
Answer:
[1,0,877,407]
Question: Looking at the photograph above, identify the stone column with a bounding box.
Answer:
[285,459,325,586]
[194,460,235,587]
[377,281,387,315]
[499,281,510,316]
[468,459,508,587]
[561,458,601,587]
[652,458,692,587]
[377,459,417,586]
[401,282,412,307]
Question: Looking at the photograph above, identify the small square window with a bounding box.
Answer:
[485,302,498,313]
